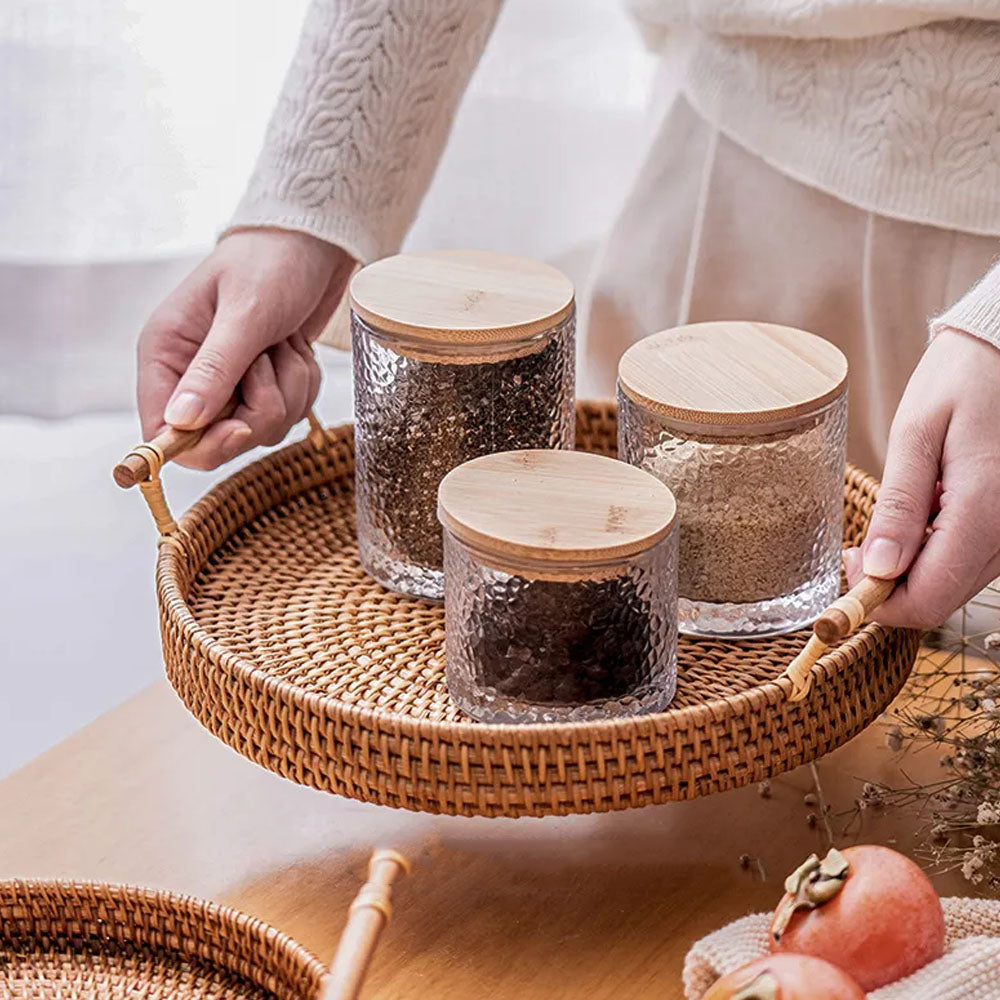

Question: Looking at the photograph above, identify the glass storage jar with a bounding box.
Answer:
[438,449,678,723]
[350,250,575,600]
[617,322,848,638]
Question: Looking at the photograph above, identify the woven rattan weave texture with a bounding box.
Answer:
[0,880,325,1000]
[155,401,919,818]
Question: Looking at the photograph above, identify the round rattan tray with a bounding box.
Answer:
[143,401,919,818]
[0,854,406,999]
[0,880,325,999]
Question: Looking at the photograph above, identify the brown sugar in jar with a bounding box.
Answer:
[617,322,848,638]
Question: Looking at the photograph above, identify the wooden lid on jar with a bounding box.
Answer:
[438,450,676,565]
[618,322,848,425]
[349,249,575,345]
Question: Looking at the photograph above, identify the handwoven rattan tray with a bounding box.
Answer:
[0,881,323,1000]
[0,853,406,999]
[129,401,919,819]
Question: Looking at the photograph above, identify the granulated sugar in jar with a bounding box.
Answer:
[617,322,848,637]
[350,250,575,600]
[438,449,678,723]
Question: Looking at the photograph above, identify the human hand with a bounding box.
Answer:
[137,228,354,469]
[844,327,1000,629]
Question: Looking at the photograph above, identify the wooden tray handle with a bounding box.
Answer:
[114,406,326,537]
[320,849,410,1000]
[784,574,897,702]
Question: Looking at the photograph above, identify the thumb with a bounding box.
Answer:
[863,414,944,579]
[164,294,274,429]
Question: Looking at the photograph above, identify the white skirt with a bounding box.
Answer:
[583,96,1000,477]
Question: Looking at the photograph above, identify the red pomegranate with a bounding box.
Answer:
[769,845,945,991]
[703,953,864,1000]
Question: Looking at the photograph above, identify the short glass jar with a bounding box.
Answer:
[350,250,575,600]
[438,449,678,723]
[617,322,849,637]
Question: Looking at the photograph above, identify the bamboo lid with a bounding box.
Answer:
[618,322,848,425]
[438,449,676,565]
[349,250,575,345]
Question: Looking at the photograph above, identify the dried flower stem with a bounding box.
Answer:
[853,583,1000,890]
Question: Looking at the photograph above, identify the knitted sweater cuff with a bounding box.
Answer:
[221,200,384,267]
[931,260,1000,350]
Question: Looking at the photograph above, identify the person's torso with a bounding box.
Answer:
[627,2,1000,235]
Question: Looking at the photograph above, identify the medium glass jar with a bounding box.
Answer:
[438,449,678,723]
[350,250,575,600]
[617,322,848,637]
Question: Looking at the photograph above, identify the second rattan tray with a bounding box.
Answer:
[0,851,408,1000]
[129,401,919,818]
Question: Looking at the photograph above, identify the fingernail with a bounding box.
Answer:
[164,391,205,428]
[221,424,252,461]
[842,546,862,576]
[864,538,903,578]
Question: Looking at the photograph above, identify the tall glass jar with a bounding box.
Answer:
[617,322,848,638]
[350,250,575,600]
[438,450,678,723]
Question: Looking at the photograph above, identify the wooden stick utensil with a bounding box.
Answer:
[319,849,410,1000]
[784,575,896,701]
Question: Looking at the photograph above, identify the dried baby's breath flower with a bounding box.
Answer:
[852,583,1000,889]
[758,780,772,799]
[917,714,948,738]
[963,851,986,884]
[978,801,1000,826]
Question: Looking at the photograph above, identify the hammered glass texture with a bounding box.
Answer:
[443,529,678,723]
[618,390,848,636]
[352,312,575,600]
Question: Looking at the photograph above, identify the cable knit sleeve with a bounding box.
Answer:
[225,0,503,263]
[931,259,1000,350]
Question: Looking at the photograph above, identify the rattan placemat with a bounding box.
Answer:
[148,401,919,818]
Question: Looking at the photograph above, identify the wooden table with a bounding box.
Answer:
[0,678,970,999]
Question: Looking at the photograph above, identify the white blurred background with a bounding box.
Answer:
[0,0,658,775]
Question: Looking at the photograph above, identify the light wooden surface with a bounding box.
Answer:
[438,449,676,564]
[0,674,973,999]
[349,249,574,344]
[618,322,848,425]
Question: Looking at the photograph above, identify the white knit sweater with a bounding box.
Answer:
[228,0,1000,347]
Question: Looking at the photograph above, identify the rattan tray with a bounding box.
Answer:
[0,852,406,999]
[124,401,919,819]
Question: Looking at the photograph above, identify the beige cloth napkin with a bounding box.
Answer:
[684,897,1000,999]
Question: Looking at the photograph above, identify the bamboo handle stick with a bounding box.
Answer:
[319,849,410,1000]
[113,399,239,488]
[785,574,897,702]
